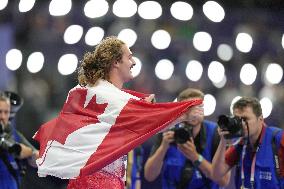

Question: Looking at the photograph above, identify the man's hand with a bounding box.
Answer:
[178,138,199,162]
[19,143,33,159]
[28,149,39,167]
[144,94,155,103]
[144,130,174,181]
[161,131,175,149]
[217,127,232,145]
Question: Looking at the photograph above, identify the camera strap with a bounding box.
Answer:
[199,125,211,189]
[0,151,20,188]
[177,160,194,189]
[211,126,220,156]
[176,124,210,189]
[240,127,265,189]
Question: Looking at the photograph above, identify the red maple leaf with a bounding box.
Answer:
[35,88,108,157]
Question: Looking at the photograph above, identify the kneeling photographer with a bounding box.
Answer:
[144,88,229,189]
[212,96,284,189]
[0,91,38,189]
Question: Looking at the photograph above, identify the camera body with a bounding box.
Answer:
[217,115,244,139]
[0,136,22,156]
[0,124,22,156]
[171,124,193,144]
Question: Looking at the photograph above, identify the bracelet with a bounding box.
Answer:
[193,154,203,168]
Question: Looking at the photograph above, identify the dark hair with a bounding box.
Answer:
[177,88,204,102]
[77,36,125,86]
[233,97,262,117]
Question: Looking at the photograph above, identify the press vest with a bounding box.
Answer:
[0,125,22,189]
[162,120,220,189]
[235,126,284,189]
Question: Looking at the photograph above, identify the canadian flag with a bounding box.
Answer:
[34,80,202,179]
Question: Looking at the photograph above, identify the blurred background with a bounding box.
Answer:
[0,0,284,188]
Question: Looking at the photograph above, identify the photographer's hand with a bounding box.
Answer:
[179,137,230,186]
[144,131,174,182]
[161,131,174,149]
[28,149,39,167]
[211,127,232,186]
[19,143,33,159]
[177,138,199,162]
[178,139,213,179]
[217,127,231,145]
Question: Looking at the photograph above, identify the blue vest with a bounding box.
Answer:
[235,126,284,189]
[162,121,220,189]
[0,126,22,189]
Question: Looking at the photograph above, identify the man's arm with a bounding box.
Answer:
[212,130,232,183]
[16,131,39,165]
[178,138,230,186]
[19,143,33,159]
[144,131,174,181]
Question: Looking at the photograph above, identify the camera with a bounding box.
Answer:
[217,115,244,139]
[0,123,22,156]
[0,137,22,156]
[171,125,193,144]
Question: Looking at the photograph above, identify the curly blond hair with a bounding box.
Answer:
[77,36,125,86]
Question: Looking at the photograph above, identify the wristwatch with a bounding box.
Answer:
[193,154,203,168]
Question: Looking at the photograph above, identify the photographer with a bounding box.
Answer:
[144,88,229,189]
[212,96,284,189]
[0,92,38,189]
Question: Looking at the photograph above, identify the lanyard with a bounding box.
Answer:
[240,126,266,189]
